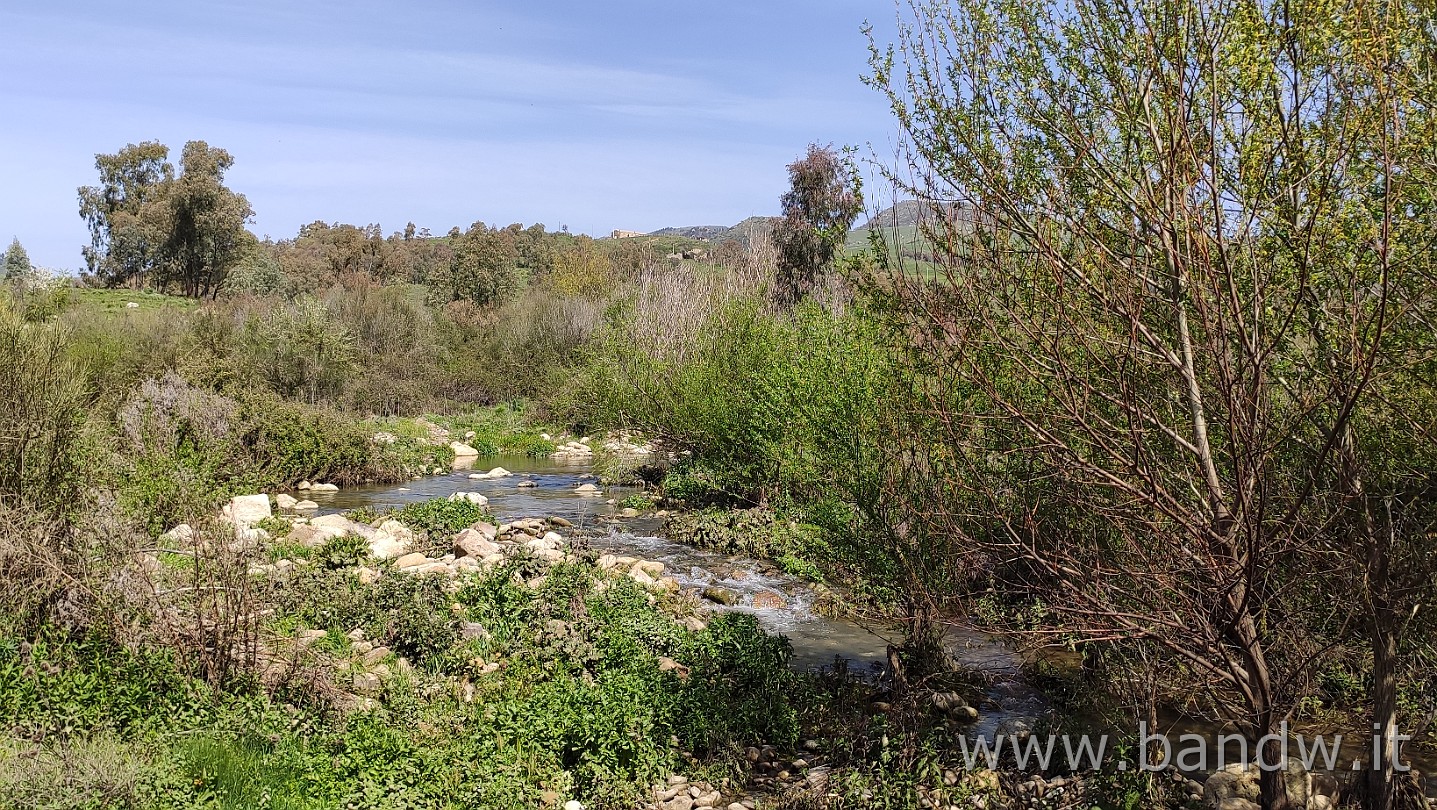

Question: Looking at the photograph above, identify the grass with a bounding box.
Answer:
[70,287,199,314]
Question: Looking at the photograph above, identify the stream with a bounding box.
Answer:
[304,456,1433,784]
[308,455,1047,741]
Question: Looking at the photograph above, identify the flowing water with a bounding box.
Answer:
[310,455,1048,739]
[311,457,1437,783]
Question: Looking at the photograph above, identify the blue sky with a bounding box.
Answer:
[0,0,902,270]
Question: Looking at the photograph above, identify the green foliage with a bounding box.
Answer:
[772,144,863,307]
[0,313,87,514]
[1,239,31,280]
[112,374,389,535]
[618,493,656,511]
[79,140,253,298]
[389,497,492,549]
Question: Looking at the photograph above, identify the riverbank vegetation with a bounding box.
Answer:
[4,0,1437,808]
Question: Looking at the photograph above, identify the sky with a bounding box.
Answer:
[0,0,905,270]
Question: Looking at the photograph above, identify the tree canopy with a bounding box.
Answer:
[1,239,30,281]
[79,140,254,298]
[772,144,862,307]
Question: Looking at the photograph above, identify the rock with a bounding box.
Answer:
[225,494,272,527]
[297,480,312,490]
[357,566,379,584]
[276,494,298,509]
[702,587,739,606]
[1309,797,1334,810]
[294,499,319,511]
[414,562,451,575]
[295,628,328,649]
[459,622,489,641]
[563,802,584,810]
[751,591,786,610]
[449,441,479,458]
[931,691,978,719]
[394,552,428,570]
[658,656,690,679]
[310,483,339,492]
[1202,770,1259,808]
[619,507,640,518]
[517,480,537,488]
[574,483,602,495]
[549,516,574,527]
[159,524,195,545]
[449,491,489,506]
[370,520,415,560]
[454,527,502,559]
[309,513,357,538]
[1204,760,1309,810]
[539,531,565,548]
[125,301,139,309]
[683,617,707,633]
[630,560,664,577]
[352,672,382,695]
[629,567,657,587]
[1311,773,1340,800]
[287,524,328,548]
[487,466,512,477]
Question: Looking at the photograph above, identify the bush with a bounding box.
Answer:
[0,312,88,514]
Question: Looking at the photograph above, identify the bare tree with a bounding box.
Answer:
[866,0,1437,806]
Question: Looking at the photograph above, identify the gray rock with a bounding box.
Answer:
[703,587,739,606]
[454,527,502,559]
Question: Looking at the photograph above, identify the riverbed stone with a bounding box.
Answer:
[310,483,339,492]
[394,552,428,570]
[632,560,665,577]
[369,521,414,560]
[574,483,601,495]
[454,527,502,559]
[294,499,319,511]
[449,491,489,506]
[449,441,479,458]
[275,493,298,509]
[225,494,272,527]
[702,587,739,606]
[287,524,328,548]
[751,591,786,610]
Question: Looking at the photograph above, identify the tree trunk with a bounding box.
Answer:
[1368,621,1399,810]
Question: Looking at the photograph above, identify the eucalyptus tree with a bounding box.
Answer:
[866,0,1437,806]
[772,144,862,308]
[78,140,253,297]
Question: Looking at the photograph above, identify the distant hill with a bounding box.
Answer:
[649,216,776,247]
[860,200,930,230]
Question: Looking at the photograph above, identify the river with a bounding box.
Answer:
[301,456,1434,785]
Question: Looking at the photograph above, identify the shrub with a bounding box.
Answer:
[0,313,88,514]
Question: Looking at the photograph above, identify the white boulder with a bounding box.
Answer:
[224,494,273,528]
